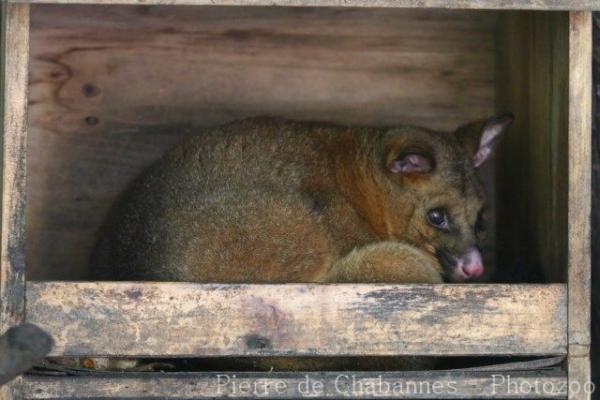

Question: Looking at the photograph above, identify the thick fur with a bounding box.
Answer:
[93,118,487,284]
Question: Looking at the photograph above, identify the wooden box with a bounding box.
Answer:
[0,1,593,399]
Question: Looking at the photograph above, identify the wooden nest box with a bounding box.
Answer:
[0,0,593,398]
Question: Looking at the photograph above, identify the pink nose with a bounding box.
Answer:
[458,247,484,279]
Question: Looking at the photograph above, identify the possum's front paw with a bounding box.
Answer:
[321,241,443,284]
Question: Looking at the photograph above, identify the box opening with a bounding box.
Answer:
[26,5,568,283]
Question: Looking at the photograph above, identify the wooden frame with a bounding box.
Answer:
[22,369,569,399]
[0,1,592,400]
[6,0,600,9]
[1,3,30,400]
[567,11,593,400]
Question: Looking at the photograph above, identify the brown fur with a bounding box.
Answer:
[93,117,496,284]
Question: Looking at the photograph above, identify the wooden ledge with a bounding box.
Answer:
[25,282,567,357]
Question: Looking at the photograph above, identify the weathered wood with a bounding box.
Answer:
[0,3,30,400]
[0,324,53,386]
[589,10,600,399]
[16,0,600,10]
[495,11,570,283]
[454,356,565,372]
[26,5,499,280]
[567,356,592,400]
[21,369,568,399]
[496,12,591,395]
[567,11,592,400]
[26,282,567,357]
[1,0,29,340]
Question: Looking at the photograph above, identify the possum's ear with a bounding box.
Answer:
[388,152,434,174]
[455,113,513,168]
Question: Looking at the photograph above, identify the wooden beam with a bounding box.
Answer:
[1,3,30,400]
[21,369,568,399]
[14,0,600,10]
[1,0,29,342]
[26,282,567,357]
[567,11,592,400]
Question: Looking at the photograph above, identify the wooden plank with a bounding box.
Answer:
[15,0,600,10]
[26,5,499,281]
[1,0,30,341]
[590,11,600,400]
[26,282,567,357]
[567,356,592,400]
[454,356,565,372]
[567,11,592,400]
[0,3,30,400]
[21,370,568,399]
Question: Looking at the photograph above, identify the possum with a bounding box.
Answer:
[93,115,512,285]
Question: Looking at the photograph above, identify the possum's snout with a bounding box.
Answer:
[455,247,484,280]
[438,246,484,282]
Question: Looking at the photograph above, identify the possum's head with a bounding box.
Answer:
[377,113,513,282]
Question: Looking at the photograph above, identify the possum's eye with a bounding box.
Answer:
[427,208,449,231]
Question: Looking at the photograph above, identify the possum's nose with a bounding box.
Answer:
[458,247,484,279]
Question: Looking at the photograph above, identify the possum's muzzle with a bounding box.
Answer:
[436,246,484,282]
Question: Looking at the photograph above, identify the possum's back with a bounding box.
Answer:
[91,118,340,280]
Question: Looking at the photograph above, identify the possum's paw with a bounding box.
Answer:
[321,241,443,283]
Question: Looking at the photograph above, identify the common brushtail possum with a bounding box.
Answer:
[93,115,512,285]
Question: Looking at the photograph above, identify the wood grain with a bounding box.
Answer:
[0,3,30,400]
[18,0,600,11]
[1,0,29,338]
[567,11,592,400]
[26,282,567,357]
[589,11,600,399]
[495,11,570,283]
[21,369,567,399]
[27,5,499,280]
